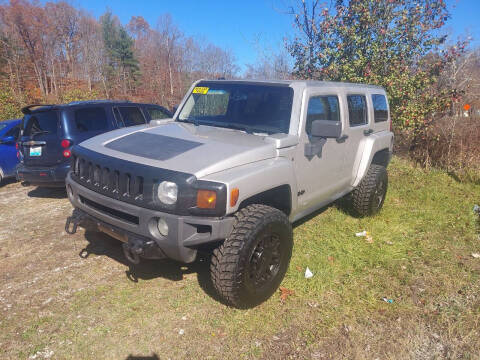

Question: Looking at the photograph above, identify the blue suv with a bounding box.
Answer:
[17,100,172,187]
[0,118,21,183]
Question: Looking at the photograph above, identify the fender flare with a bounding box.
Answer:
[352,132,393,187]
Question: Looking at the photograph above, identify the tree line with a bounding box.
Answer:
[0,0,238,118]
[0,0,478,179]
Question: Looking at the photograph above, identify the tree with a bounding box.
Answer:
[101,11,139,96]
[286,0,467,135]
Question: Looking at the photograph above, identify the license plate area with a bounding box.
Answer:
[97,224,128,243]
[29,146,42,156]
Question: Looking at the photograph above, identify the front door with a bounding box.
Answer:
[293,90,351,214]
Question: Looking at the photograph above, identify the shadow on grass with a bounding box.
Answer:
[27,186,66,199]
[80,230,226,305]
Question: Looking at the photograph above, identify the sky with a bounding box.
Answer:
[72,0,480,72]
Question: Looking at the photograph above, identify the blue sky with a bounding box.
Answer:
[73,0,480,71]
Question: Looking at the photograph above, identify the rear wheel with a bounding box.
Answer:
[210,204,293,308]
[349,164,388,217]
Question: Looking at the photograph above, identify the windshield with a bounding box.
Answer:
[0,123,7,132]
[22,111,59,136]
[178,82,294,134]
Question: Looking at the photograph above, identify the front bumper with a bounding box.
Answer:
[65,173,234,263]
[17,162,70,187]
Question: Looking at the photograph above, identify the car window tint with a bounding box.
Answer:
[23,111,59,135]
[347,95,367,126]
[118,107,146,126]
[306,95,340,134]
[74,107,108,132]
[372,94,388,122]
[147,107,170,120]
[5,125,20,139]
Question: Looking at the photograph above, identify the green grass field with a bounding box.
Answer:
[1,156,479,359]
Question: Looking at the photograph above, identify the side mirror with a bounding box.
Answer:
[310,120,342,138]
[305,120,343,159]
[0,135,15,145]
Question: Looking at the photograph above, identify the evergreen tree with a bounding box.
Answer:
[100,11,139,95]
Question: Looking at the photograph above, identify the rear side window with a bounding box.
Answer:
[347,95,367,126]
[23,111,59,135]
[306,95,340,134]
[372,94,388,122]
[147,107,170,120]
[118,107,146,126]
[74,107,108,132]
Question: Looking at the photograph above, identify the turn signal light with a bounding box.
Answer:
[197,190,217,209]
[230,188,239,207]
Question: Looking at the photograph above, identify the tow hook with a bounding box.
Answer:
[122,238,144,265]
[65,209,85,235]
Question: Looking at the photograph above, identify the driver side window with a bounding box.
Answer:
[305,95,340,134]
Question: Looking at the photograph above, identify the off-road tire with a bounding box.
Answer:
[350,164,388,217]
[210,204,293,308]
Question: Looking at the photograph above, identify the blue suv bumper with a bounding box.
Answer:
[17,162,70,187]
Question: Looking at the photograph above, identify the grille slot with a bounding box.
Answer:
[80,195,139,225]
[72,155,145,201]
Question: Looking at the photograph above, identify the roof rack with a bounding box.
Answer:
[21,104,56,114]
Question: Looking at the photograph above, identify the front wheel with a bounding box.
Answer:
[210,204,293,308]
[349,164,388,217]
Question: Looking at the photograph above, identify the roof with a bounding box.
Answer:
[21,100,167,114]
[200,78,385,90]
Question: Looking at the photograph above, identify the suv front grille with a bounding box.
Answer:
[73,155,144,201]
[69,145,226,217]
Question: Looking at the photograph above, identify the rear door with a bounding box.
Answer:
[342,93,372,184]
[20,110,63,167]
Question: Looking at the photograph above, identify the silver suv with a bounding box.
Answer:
[65,80,394,308]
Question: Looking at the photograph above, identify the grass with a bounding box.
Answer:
[0,156,479,359]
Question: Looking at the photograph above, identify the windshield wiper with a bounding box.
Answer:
[177,118,200,126]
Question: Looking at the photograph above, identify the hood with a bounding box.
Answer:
[79,122,296,178]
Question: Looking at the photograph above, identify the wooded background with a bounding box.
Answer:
[0,0,478,180]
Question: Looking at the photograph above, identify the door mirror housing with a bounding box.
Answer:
[0,135,15,144]
[310,120,342,139]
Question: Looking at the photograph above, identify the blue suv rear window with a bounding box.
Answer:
[23,111,59,135]
[75,107,108,132]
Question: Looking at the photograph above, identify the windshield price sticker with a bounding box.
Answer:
[193,86,209,94]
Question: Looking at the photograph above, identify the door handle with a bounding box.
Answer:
[363,129,374,136]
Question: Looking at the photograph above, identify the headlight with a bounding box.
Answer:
[157,181,178,205]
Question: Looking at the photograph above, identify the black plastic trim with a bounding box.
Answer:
[71,145,227,217]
